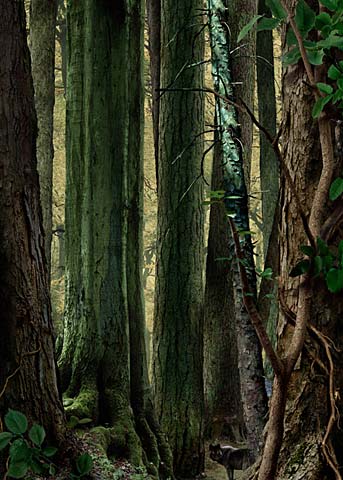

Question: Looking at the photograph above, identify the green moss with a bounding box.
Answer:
[286,443,307,473]
[64,385,98,420]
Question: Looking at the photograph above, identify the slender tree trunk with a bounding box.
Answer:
[204,130,244,442]
[152,1,205,477]
[226,0,256,180]
[256,0,278,261]
[29,0,57,276]
[146,0,160,186]
[0,0,65,456]
[56,0,67,95]
[207,1,268,459]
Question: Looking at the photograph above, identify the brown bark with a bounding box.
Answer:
[30,0,57,275]
[0,0,65,449]
[204,134,244,442]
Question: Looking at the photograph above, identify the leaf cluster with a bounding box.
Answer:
[290,238,343,293]
[0,410,93,479]
[238,0,343,117]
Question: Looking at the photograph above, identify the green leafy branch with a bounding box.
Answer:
[0,410,93,479]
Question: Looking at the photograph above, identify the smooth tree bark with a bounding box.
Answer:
[58,1,172,474]
[204,132,245,443]
[0,0,65,456]
[207,0,268,459]
[152,1,205,477]
[29,0,57,274]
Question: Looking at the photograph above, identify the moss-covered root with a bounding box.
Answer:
[145,408,174,479]
[63,385,99,421]
[91,417,143,467]
[135,415,160,477]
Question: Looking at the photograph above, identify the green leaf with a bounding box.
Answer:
[5,411,28,435]
[7,462,28,479]
[300,245,315,256]
[295,0,316,34]
[257,17,280,31]
[317,237,330,255]
[290,259,311,277]
[315,12,332,30]
[9,439,31,463]
[266,0,287,19]
[329,177,343,200]
[43,446,58,457]
[314,256,323,276]
[49,464,57,475]
[318,34,343,49]
[261,267,273,279]
[338,78,343,90]
[317,82,333,94]
[29,424,46,447]
[307,49,325,65]
[312,94,333,118]
[328,64,342,80]
[326,268,343,292]
[320,0,338,10]
[323,255,334,271]
[264,293,275,299]
[78,418,93,425]
[338,239,343,266]
[286,28,297,46]
[283,47,302,66]
[0,432,13,450]
[238,15,263,42]
[76,453,93,476]
[67,416,80,428]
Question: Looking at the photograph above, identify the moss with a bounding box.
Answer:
[64,385,98,420]
[286,443,307,473]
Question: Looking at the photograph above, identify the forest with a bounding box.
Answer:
[1,0,343,479]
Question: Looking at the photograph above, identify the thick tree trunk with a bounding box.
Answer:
[152,1,205,477]
[274,28,343,479]
[29,0,57,275]
[204,133,245,443]
[0,0,65,453]
[58,0,171,472]
[207,1,268,459]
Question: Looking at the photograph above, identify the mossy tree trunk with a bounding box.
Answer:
[58,1,172,473]
[29,0,57,275]
[204,132,245,443]
[0,0,66,457]
[152,1,205,477]
[207,0,268,459]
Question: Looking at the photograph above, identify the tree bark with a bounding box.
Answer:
[29,0,57,275]
[152,1,205,477]
[0,0,65,455]
[146,0,160,187]
[204,131,245,443]
[207,1,268,459]
[58,1,173,473]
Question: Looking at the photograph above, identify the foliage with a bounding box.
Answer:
[238,0,343,117]
[291,238,343,292]
[0,410,93,479]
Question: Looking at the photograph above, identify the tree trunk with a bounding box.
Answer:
[29,0,57,275]
[226,0,256,180]
[152,1,205,477]
[58,0,172,472]
[146,0,160,186]
[207,1,268,459]
[0,0,65,453]
[273,15,343,478]
[256,0,278,260]
[204,131,245,443]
